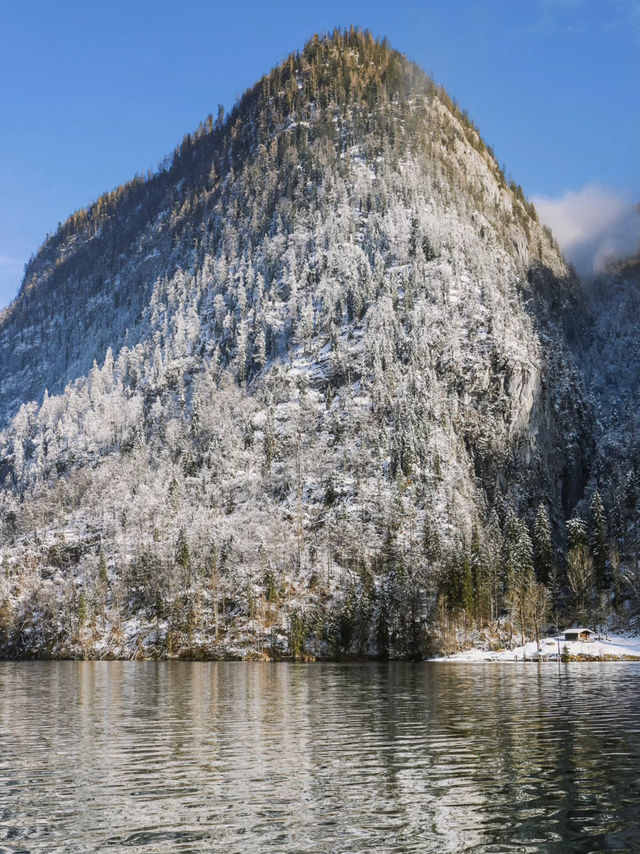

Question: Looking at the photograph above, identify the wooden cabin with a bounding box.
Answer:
[562,627,595,643]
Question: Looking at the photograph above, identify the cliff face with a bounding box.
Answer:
[0,31,595,659]
[578,254,640,512]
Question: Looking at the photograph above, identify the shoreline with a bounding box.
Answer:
[432,633,640,663]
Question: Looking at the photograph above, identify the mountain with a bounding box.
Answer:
[0,29,617,660]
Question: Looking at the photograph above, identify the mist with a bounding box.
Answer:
[533,184,640,275]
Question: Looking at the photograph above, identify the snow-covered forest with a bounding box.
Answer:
[0,29,638,660]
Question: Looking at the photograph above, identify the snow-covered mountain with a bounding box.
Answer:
[0,30,626,660]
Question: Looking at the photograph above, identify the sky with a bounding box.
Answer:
[0,0,639,306]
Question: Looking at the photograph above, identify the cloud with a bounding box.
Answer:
[533,184,640,275]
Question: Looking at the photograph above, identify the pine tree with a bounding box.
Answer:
[262,407,275,475]
[289,609,307,660]
[375,576,391,659]
[533,504,553,585]
[590,490,609,590]
[461,551,474,624]
[175,528,192,590]
[501,509,520,599]
[422,513,441,566]
[510,519,535,648]
[485,510,503,621]
[470,527,491,623]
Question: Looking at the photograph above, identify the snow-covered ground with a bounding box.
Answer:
[435,634,640,662]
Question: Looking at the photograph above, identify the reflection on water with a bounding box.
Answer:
[1,661,640,852]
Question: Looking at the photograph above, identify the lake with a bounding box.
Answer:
[1,661,639,852]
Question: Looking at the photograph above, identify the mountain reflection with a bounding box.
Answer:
[1,662,639,852]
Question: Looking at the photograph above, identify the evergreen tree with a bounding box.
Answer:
[590,490,609,590]
[470,527,491,623]
[485,510,503,621]
[460,550,474,624]
[533,504,553,585]
[175,527,192,589]
[262,407,275,475]
[501,509,520,600]
[422,512,441,566]
[375,575,391,659]
[509,519,535,648]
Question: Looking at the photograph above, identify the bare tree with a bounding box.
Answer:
[567,544,594,622]
[529,581,550,649]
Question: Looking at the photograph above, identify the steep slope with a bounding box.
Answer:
[578,254,640,559]
[0,30,592,659]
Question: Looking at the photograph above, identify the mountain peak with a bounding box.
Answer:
[1,25,560,433]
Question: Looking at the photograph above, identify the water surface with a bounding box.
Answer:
[1,661,640,852]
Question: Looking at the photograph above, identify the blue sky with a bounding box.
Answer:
[0,0,638,306]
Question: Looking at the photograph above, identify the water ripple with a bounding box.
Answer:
[1,661,640,852]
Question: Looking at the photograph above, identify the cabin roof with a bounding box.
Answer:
[561,627,593,635]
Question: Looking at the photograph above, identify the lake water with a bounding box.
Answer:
[1,662,640,853]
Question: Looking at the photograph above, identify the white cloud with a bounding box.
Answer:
[533,184,640,275]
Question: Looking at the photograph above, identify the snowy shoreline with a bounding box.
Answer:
[433,634,640,662]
